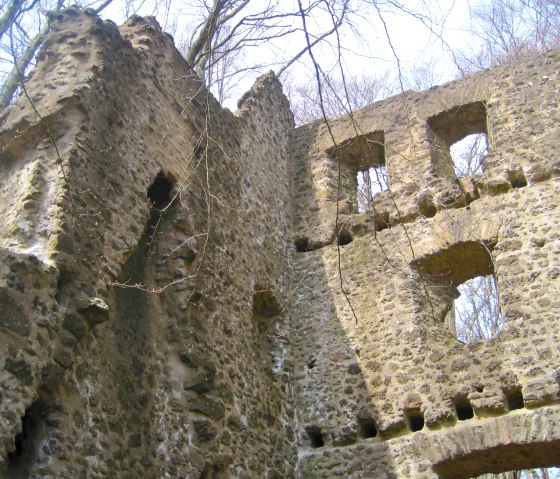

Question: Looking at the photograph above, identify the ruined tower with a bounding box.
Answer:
[0,8,559,478]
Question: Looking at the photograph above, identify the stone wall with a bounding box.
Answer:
[0,9,295,478]
[0,7,558,478]
[291,49,560,477]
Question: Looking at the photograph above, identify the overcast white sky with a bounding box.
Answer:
[99,0,485,109]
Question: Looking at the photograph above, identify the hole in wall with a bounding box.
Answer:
[454,397,475,421]
[505,389,525,411]
[448,274,503,343]
[428,101,488,180]
[507,167,529,188]
[406,410,425,432]
[307,356,317,369]
[326,131,387,213]
[305,425,325,448]
[337,229,353,246]
[6,400,47,476]
[357,165,389,212]
[450,133,488,178]
[358,416,378,439]
[294,237,310,253]
[147,171,174,210]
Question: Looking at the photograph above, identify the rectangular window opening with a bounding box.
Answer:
[327,131,387,213]
[450,133,488,178]
[406,410,425,432]
[505,389,525,411]
[454,397,475,421]
[428,101,489,180]
[449,274,503,344]
[357,165,389,212]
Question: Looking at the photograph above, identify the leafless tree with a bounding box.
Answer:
[458,0,560,72]
[0,0,116,108]
[284,70,391,126]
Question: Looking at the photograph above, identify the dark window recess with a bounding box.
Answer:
[337,229,353,246]
[505,389,525,411]
[295,237,310,253]
[406,410,425,432]
[6,400,46,474]
[307,356,317,369]
[358,417,377,439]
[306,425,325,448]
[507,167,528,188]
[147,172,174,209]
[455,397,475,421]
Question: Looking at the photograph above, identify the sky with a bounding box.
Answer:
[98,0,485,109]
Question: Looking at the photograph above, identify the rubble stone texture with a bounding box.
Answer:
[0,8,558,479]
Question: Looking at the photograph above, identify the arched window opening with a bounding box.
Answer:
[450,133,488,178]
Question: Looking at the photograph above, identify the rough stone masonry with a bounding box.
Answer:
[0,8,558,479]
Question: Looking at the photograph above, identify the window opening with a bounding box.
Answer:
[358,416,378,439]
[327,131,387,213]
[406,410,425,432]
[305,425,325,448]
[147,171,174,210]
[415,240,503,343]
[428,101,489,180]
[450,133,488,178]
[454,397,475,421]
[450,274,503,343]
[357,165,389,212]
[505,389,525,411]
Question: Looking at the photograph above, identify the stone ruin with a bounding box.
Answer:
[0,8,559,478]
